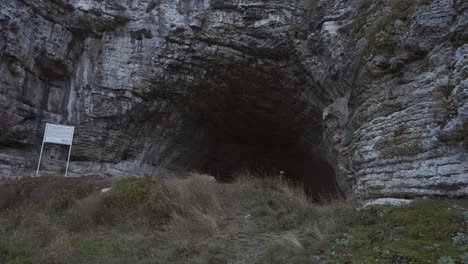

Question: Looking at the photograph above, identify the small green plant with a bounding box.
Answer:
[336,232,354,246]
[460,252,468,264]
[51,183,94,211]
[452,232,468,246]
[105,176,160,206]
[438,256,456,264]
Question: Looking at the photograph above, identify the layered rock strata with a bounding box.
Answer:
[0,0,466,199]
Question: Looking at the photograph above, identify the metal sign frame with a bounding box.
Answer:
[36,123,75,176]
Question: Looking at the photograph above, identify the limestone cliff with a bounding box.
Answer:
[0,0,466,199]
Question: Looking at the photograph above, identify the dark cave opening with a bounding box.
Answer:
[199,138,339,199]
[180,67,341,198]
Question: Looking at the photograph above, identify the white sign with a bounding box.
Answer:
[36,123,75,176]
[44,124,75,145]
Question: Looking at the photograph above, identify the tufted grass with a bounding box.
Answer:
[0,175,466,263]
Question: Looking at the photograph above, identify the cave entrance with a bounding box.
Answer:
[199,138,338,199]
[177,63,341,199]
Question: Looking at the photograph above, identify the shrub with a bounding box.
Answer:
[105,176,159,206]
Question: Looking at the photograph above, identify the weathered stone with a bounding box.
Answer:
[0,0,466,200]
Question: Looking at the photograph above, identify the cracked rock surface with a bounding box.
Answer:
[0,0,466,199]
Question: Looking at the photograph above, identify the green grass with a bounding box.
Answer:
[0,175,466,263]
[326,200,468,263]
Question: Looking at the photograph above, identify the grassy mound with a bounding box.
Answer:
[0,174,466,263]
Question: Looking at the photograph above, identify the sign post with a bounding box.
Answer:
[36,123,75,176]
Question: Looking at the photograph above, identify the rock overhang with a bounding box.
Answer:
[1,0,467,200]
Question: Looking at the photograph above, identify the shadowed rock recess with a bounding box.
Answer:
[0,0,467,199]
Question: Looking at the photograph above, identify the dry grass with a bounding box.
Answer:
[260,233,306,263]
[234,171,310,211]
[38,232,75,264]
[164,209,219,238]
[1,174,463,263]
[308,219,342,253]
[66,193,108,230]
[167,173,224,215]
[163,174,223,238]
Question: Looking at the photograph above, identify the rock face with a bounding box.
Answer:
[0,0,466,199]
